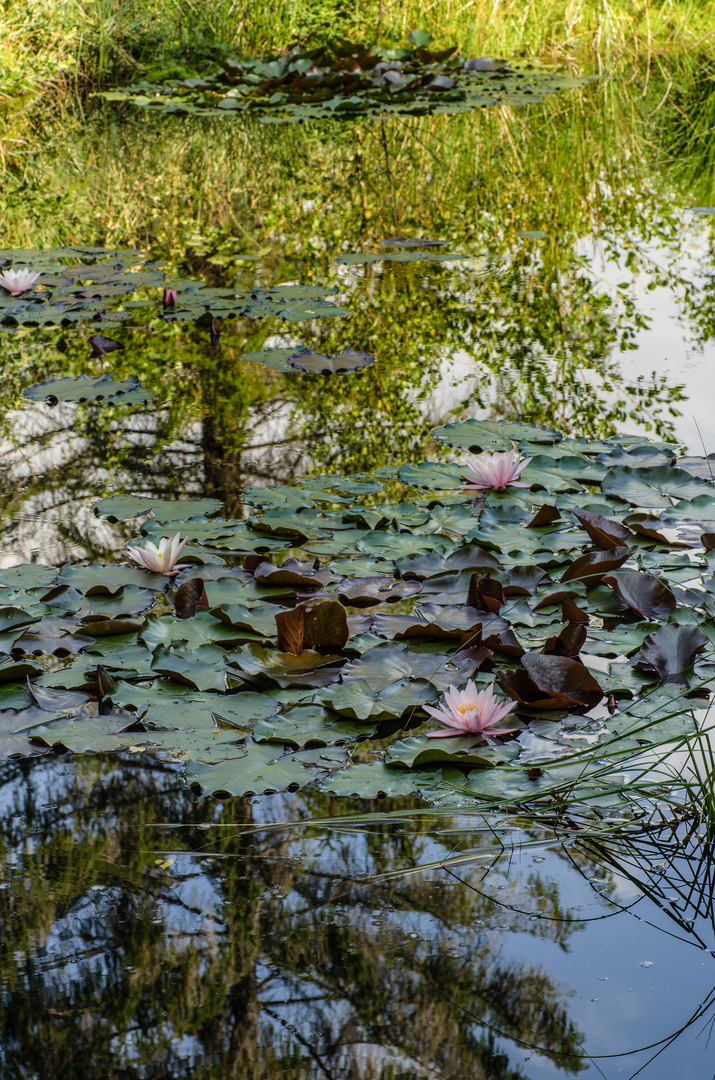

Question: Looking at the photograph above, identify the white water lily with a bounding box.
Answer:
[0,268,41,296]
[125,533,188,576]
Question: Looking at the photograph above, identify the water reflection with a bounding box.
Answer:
[4,58,715,563]
[1,754,715,1077]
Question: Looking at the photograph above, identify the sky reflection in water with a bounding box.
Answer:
[0,754,714,1078]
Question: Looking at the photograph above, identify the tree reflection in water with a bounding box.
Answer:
[3,57,714,562]
[0,754,588,1078]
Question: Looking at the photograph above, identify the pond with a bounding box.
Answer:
[3,756,715,1077]
[2,34,715,1079]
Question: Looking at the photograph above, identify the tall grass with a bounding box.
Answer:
[0,0,713,96]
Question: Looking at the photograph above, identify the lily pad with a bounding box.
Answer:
[24,374,152,405]
[433,419,562,452]
[253,704,372,747]
[185,738,329,796]
[287,347,375,374]
[93,495,221,521]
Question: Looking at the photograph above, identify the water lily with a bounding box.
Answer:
[125,533,188,576]
[461,449,532,492]
[424,680,519,738]
[0,268,41,296]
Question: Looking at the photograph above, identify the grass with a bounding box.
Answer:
[1,0,714,99]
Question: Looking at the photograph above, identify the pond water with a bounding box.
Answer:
[2,50,715,1078]
[2,754,715,1078]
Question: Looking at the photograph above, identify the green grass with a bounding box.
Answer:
[1,0,713,97]
[1,0,712,172]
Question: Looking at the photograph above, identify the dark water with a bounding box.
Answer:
[1,753,715,1079]
[2,57,715,1078]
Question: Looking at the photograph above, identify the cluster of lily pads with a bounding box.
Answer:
[99,30,598,122]
[0,247,349,334]
[5,241,474,394]
[1,417,714,807]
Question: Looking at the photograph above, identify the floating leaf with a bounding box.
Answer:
[139,610,252,651]
[603,571,676,621]
[27,681,90,711]
[386,736,519,769]
[499,653,603,710]
[0,657,44,684]
[561,546,631,585]
[151,644,229,692]
[24,374,151,405]
[337,577,421,606]
[602,465,715,507]
[320,761,446,798]
[253,704,371,747]
[58,563,167,594]
[185,739,331,796]
[572,509,634,549]
[637,625,708,685]
[93,495,221,521]
[174,578,209,619]
[315,677,437,721]
[288,347,375,374]
[433,418,561,452]
[228,643,345,688]
[342,642,478,693]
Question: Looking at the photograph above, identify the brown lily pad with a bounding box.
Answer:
[498,653,603,710]
[561,545,631,585]
[636,624,707,685]
[603,571,676,621]
[275,600,349,654]
[572,509,634,549]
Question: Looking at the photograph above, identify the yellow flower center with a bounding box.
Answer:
[457,702,478,715]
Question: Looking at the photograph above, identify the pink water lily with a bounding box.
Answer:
[0,268,41,296]
[424,680,519,738]
[125,533,188,576]
[461,450,532,492]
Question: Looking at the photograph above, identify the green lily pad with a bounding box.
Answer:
[93,495,221,521]
[253,703,372,747]
[0,565,58,590]
[151,644,230,692]
[342,642,478,693]
[386,736,520,769]
[433,419,562,451]
[314,677,438,721]
[58,563,168,594]
[602,466,715,507]
[139,611,251,651]
[185,738,329,795]
[320,761,447,798]
[24,374,152,405]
